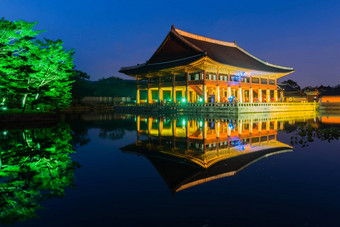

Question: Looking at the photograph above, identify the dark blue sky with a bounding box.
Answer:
[1,0,339,87]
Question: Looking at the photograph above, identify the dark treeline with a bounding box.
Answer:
[71,70,136,101]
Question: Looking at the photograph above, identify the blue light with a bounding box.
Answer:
[228,96,235,103]
[228,123,234,130]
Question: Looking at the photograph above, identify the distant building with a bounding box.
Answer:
[278,83,306,102]
[81,96,131,104]
[304,90,319,102]
[120,25,294,104]
[319,87,340,111]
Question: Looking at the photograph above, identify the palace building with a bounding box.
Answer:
[119,25,294,104]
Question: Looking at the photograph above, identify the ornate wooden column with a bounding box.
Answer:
[203,70,207,103]
[136,89,140,104]
[227,87,231,99]
[258,121,262,132]
[137,116,140,131]
[267,89,271,102]
[259,89,262,103]
[216,85,220,102]
[238,120,243,135]
[250,87,253,103]
[158,119,163,136]
[185,72,189,102]
[147,77,152,103]
[148,89,152,103]
[172,87,176,103]
[172,74,176,103]
[238,87,243,103]
[274,90,278,102]
[136,78,140,104]
[148,117,152,133]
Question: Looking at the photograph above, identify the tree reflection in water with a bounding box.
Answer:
[0,123,79,225]
[290,124,340,147]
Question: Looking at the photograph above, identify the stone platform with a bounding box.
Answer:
[114,102,318,114]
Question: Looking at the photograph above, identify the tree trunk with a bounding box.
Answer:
[22,94,28,112]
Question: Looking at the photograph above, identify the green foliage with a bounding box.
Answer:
[0,18,75,112]
[0,123,78,225]
[70,70,91,101]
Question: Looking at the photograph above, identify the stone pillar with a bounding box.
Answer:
[203,122,207,140]
[136,89,140,104]
[274,90,278,102]
[250,119,253,134]
[266,121,270,131]
[203,85,207,103]
[159,119,163,136]
[172,86,176,103]
[258,121,262,132]
[227,87,231,99]
[250,87,253,103]
[243,89,246,102]
[259,89,262,103]
[227,124,231,137]
[267,89,271,102]
[158,88,162,103]
[137,116,140,131]
[216,122,220,138]
[238,120,243,135]
[148,117,152,132]
[216,85,220,102]
[172,119,177,137]
[186,85,189,102]
[148,88,152,103]
[238,87,243,103]
[222,87,225,102]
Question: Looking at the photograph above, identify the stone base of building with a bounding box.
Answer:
[114,102,318,114]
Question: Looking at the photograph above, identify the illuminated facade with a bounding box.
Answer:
[120,26,294,104]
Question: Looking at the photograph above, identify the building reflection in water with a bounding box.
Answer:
[122,116,297,193]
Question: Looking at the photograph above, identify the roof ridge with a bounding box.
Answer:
[174,28,236,47]
[235,45,294,71]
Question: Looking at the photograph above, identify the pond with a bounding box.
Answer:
[1,111,340,226]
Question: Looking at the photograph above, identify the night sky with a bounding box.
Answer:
[1,0,340,87]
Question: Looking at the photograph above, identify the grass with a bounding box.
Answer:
[0,109,42,115]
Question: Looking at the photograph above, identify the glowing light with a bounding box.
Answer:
[2,131,8,136]
[181,98,186,103]
[228,123,234,130]
[199,97,203,102]
[1,106,7,111]
[182,119,186,126]
[228,96,235,103]
[199,121,203,127]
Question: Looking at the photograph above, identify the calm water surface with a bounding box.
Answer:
[1,112,340,226]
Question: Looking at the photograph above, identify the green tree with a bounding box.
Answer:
[0,18,75,112]
[0,123,78,224]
